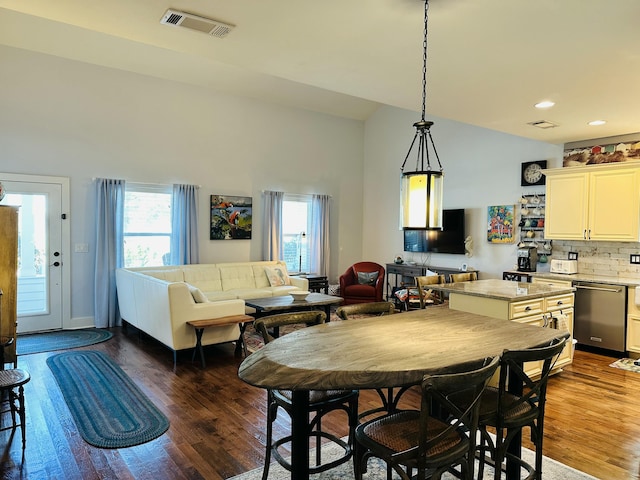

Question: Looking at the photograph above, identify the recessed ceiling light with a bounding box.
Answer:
[534,101,555,109]
[588,120,606,126]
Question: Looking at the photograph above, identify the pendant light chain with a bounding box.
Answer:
[421,0,429,122]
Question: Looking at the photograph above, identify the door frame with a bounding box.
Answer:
[1,172,71,329]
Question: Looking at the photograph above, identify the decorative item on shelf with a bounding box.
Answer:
[399,0,444,231]
[394,255,404,265]
[464,236,473,257]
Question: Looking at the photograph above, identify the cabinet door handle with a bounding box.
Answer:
[525,306,532,311]
[583,229,587,239]
[556,301,563,305]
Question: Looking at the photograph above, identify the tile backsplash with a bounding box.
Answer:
[551,241,640,277]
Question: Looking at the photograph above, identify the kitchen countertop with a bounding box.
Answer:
[430,278,575,301]
[530,271,640,287]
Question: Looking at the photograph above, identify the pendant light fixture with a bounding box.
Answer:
[400,0,444,230]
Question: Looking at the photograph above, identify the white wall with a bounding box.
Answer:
[363,105,564,278]
[0,44,571,328]
[0,45,365,324]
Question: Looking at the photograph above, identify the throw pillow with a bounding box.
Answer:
[187,284,209,303]
[265,266,291,287]
[357,271,379,286]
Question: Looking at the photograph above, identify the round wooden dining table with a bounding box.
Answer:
[238,307,568,480]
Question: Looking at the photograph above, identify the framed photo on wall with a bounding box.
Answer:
[210,195,252,240]
[487,205,515,244]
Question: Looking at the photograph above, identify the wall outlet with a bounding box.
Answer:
[631,254,640,264]
[568,252,578,260]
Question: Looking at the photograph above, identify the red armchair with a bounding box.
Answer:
[339,262,385,305]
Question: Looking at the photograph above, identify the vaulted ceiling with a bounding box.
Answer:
[1,0,639,144]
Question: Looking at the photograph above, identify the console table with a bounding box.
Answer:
[386,263,479,300]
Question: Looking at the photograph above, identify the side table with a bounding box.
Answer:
[187,314,254,368]
[306,275,329,294]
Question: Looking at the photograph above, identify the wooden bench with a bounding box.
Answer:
[187,314,254,368]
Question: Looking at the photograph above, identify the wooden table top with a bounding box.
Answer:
[243,292,343,311]
[238,307,568,391]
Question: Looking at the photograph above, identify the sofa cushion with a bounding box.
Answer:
[264,265,291,287]
[253,265,272,289]
[186,284,209,303]
[183,265,223,292]
[270,286,300,296]
[142,269,185,282]
[219,265,257,290]
[203,290,243,302]
[357,271,379,286]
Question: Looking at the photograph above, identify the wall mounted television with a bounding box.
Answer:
[403,209,466,254]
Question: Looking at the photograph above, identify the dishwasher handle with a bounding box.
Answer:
[575,284,623,293]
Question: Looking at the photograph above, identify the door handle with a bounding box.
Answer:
[575,285,621,293]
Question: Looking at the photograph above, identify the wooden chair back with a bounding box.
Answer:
[254,310,326,344]
[415,275,446,308]
[449,271,478,283]
[335,301,395,320]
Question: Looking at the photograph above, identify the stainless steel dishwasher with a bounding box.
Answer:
[573,281,627,351]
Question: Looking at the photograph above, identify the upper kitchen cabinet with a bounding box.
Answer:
[544,163,640,241]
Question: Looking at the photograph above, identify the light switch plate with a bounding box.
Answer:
[630,254,640,264]
[74,243,89,253]
[568,252,578,260]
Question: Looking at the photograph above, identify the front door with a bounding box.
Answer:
[1,174,69,333]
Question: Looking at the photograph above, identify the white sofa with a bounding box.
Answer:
[115,261,308,362]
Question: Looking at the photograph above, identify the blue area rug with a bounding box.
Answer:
[17,328,113,355]
[47,350,169,448]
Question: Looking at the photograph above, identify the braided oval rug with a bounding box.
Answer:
[47,350,169,448]
[18,328,113,355]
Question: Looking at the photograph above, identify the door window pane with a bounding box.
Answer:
[5,193,48,315]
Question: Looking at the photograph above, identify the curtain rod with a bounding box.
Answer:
[92,178,201,188]
[261,190,332,198]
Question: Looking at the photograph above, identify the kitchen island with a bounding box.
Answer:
[431,279,576,373]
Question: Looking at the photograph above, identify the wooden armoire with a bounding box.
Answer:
[0,205,19,367]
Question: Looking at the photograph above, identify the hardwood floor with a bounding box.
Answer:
[1,326,639,480]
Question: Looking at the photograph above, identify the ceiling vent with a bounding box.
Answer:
[528,120,559,129]
[160,9,235,38]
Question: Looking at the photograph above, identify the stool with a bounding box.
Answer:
[187,315,253,368]
[0,369,30,452]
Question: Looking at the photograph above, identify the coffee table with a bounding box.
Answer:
[244,292,343,320]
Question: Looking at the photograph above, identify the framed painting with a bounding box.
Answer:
[210,195,252,240]
[487,205,515,244]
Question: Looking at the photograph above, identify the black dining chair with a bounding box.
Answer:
[335,301,412,420]
[475,337,568,480]
[354,356,500,480]
[254,310,359,480]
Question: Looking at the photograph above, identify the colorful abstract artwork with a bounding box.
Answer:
[487,205,515,243]
[210,195,252,240]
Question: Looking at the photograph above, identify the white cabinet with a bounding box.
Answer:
[449,289,574,376]
[544,163,640,241]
